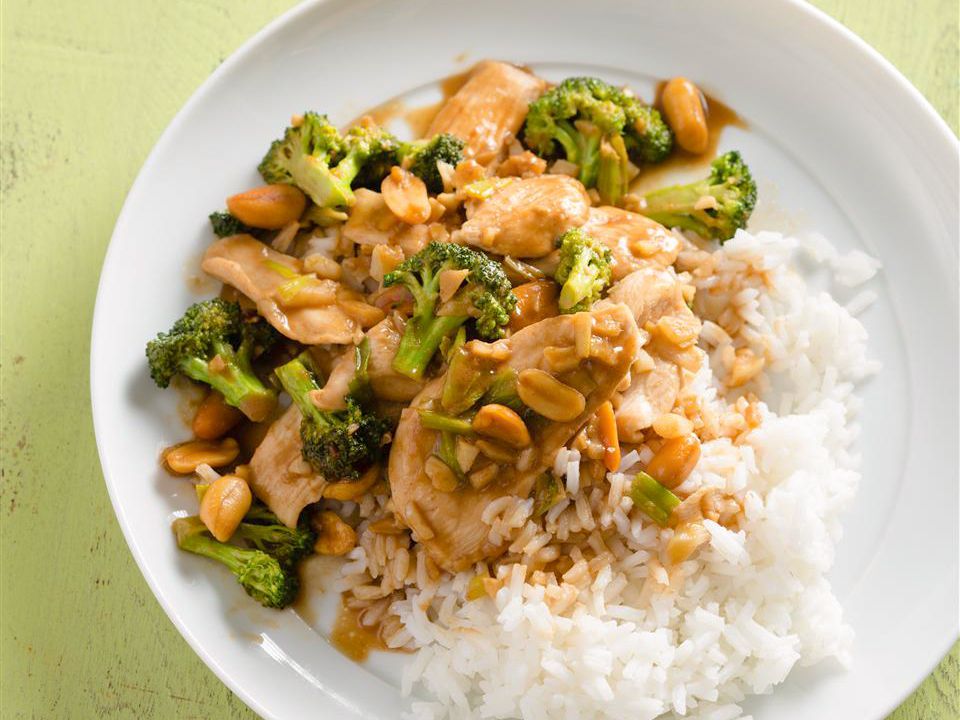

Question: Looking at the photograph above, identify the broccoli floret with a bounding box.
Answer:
[145,299,278,421]
[523,77,672,204]
[637,151,757,242]
[258,112,398,210]
[553,228,613,313]
[623,104,673,165]
[173,517,299,609]
[383,243,517,380]
[401,133,465,193]
[234,508,316,568]
[209,211,256,238]
[274,352,389,481]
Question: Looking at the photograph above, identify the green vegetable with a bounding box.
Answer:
[145,299,278,420]
[274,352,389,481]
[209,211,256,238]
[400,133,465,193]
[233,509,316,568]
[418,409,475,435]
[258,111,398,210]
[522,76,672,204]
[553,228,613,313]
[382,242,517,381]
[629,471,680,527]
[173,516,298,609]
[534,473,566,517]
[637,150,757,242]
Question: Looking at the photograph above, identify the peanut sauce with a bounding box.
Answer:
[329,601,389,662]
[349,67,472,139]
[631,84,747,192]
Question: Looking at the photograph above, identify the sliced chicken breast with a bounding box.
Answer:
[249,405,326,528]
[581,206,681,280]
[389,303,640,572]
[202,235,365,345]
[427,61,546,163]
[457,175,591,258]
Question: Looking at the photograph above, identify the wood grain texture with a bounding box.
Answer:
[0,1,956,718]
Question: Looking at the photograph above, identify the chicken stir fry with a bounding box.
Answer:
[147,62,757,609]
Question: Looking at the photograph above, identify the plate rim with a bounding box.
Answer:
[89,1,959,718]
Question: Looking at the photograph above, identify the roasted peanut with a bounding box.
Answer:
[645,434,701,489]
[475,438,516,463]
[652,413,694,439]
[471,404,531,448]
[199,474,252,541]
[164,437,239,475]
[322,465,380,501]
[517,369,585,422]
[226,184,307,229]
[314,511,357,556]
[381,166,431,224]
[469,463,498,490]
[544,345,580,373]
[425,456,459,492]
[192,391,243,440]
[661,77,709,154]
[666,521,710,564]
[509,280,559,332]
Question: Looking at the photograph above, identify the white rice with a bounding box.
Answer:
[346,229,877,719]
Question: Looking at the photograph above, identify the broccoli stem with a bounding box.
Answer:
[176,519,252,575]
[558,256,602,311]
[629,471,680,527]
[436,430,464,480]
[178,340,275,421]
[596,134,629,206]
[392,314,468,380]
[273,355,321,420]
[418,409,475,435]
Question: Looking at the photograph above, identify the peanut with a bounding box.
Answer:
[661,77,709,154]
[645,434,701,489]
[471,404,531,448]
[381,166,431,224]
[517,369,585,422]
[164,437,239,475]
[226,184,307,229]
[314,511,357,556]
[425,456,459,492]
[322,464,379,501]
[192,391,243,440]
[199,474,252,542]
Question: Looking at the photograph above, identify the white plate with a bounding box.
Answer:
[91,0,959,718]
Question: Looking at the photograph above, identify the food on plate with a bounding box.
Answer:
[146,62,877,719]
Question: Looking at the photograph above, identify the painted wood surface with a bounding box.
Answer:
[1,1,956,717]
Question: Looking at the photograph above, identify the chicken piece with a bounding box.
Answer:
[581,206,681,280]
[201,235,363,345]
[427,61,546,164]
[602,267,702,436]
[366,317,424,402]
[604,266,697,329]
[389,303,640,572]
[457,175,591,258]
[616,357,681,442]
[249,405,326,527]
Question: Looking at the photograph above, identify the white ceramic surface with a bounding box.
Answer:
[91,1,959,718]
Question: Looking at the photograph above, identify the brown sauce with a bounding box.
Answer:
[330,601,389,662]
[632,84,746,191]
[349,66,474,139]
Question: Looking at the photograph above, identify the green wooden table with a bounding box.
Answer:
[1,1,956,717]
